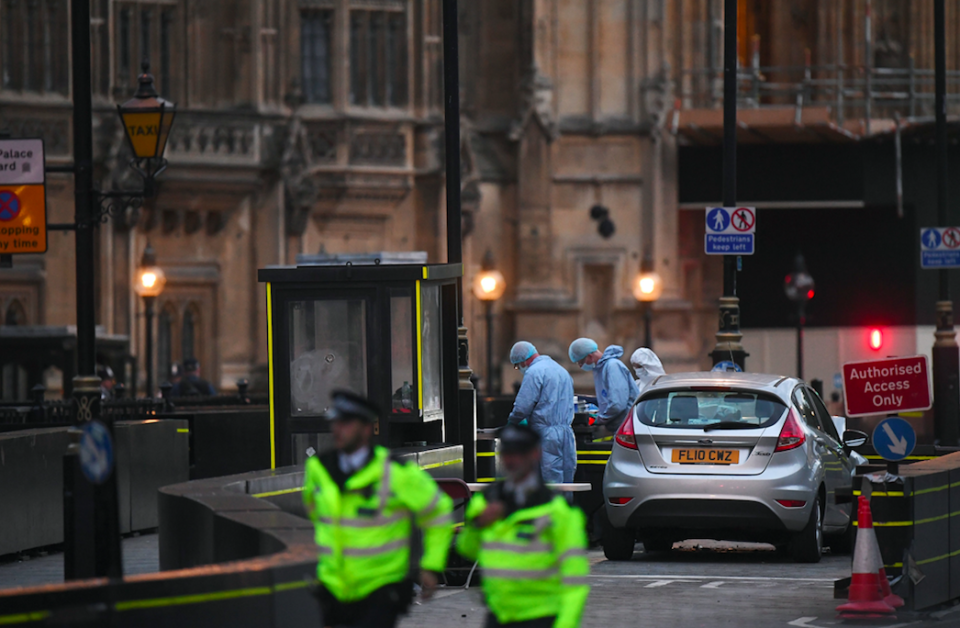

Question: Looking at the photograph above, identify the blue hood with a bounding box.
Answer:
[597,345,625,365]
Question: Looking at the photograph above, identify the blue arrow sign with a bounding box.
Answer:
[872,417,916,462]
[80,420,115,484]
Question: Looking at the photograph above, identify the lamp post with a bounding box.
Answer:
[135,243,166,398]
[633,255,663,349]
[473,251,506,396]
[784,254,815,381]
[62,0,176,581]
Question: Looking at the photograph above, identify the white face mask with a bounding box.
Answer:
[634,366,646,379]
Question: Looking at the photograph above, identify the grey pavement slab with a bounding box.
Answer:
[0,532,158,590]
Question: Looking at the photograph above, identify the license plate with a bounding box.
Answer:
[671,448,740,464]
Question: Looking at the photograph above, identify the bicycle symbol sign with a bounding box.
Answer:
[732,207,756,232]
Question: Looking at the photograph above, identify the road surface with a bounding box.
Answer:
[402,541,960,628]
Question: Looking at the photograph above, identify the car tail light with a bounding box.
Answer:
[609,497,633,505]
[615,415,638,450]
[776,499,806,508]
[774,408,806,452]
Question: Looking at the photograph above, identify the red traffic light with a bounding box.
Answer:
[869,328,883,351]
[806,289,815,300]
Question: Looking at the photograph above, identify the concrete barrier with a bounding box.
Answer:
[0,420,189,556]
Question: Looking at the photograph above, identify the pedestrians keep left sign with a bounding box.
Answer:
[705,206,755,255]
[79,420,115,484]
[872,416,917,462]
[0,138,47,254]
[920,227,960,269]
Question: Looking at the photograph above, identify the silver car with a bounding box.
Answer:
[601,372,868,563]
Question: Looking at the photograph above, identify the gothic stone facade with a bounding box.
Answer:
[0,0,949,396]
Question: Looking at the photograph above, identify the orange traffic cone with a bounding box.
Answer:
[836,496,897,619]
[864,496,904,608]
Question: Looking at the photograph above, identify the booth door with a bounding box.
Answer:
[285,290,380,464]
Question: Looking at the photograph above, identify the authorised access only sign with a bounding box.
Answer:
[0,138,47,254]
[842,355,932,418]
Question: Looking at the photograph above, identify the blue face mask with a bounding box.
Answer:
[581,362,595,372]
[519,365,529,374]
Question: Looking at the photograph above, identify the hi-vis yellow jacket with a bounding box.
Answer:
[302,446,453,602]
[457,484,590,628]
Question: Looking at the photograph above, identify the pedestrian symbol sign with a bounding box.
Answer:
[0,138,47,254]
[705,206,755,255]
[872,417,916,462]
[920,227,960,269]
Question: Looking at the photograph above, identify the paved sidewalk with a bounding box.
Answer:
[0,533,159,590]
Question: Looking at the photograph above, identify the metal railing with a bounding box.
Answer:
[677,53,960,134]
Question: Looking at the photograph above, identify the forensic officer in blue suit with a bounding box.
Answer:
[569,338,639,435]
[506,341,577,484]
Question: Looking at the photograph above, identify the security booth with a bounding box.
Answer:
[258,261,468,473]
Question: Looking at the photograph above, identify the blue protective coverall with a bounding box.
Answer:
[593,346,640,431]
[507,355,577,483]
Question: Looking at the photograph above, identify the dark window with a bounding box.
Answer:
[792,387,821,431]
[4,300,26,326]
[0,0,67,94]
[301,10,333,104]
[806,388,842,442]
[386,13,407,107]
[182,307,196,361]
[1,1,22,89]
[140,9,152,65]
[349,11,365,105]
[158,307,173,384]
[350,9,407,108]
[160,9,173,96]
[119,7,132,79]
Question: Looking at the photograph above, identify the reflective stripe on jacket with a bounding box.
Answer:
[302,446,453,602]
[456,487,590,628]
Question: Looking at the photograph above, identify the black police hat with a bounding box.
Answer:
[497,423,541,454]
[326,390,380,424]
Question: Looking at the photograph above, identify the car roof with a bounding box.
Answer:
[643,372,799,400]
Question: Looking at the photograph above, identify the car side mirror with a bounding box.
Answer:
[842,429,869,449]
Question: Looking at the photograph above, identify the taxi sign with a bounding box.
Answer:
[841,355,931,418]
[0,138,46,254]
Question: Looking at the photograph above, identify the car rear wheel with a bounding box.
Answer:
[642,538,674,553]
[789,496,823,563]
[602,524,636,561]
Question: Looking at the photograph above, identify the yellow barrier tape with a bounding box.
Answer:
[176,428,190,434]
[853,491,905,497]
[0,611,50,625]
[420,459,463,470]
[917,548,960,567]
[864,455,936,461]
[576,450,611,456]
[115,586,274,611]
[266,283,276,469]
[576,460,608,465]
[476,452,496,458]
[476,478,496,483]
[273,580,312,593]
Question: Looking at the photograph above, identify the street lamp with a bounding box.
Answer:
[118,62,177,197]
[134,243,166,398]
[784,253,815,380]
[473,251,506,395]
[633,255,663,349]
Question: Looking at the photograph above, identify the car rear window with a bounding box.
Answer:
[636,390,788,429]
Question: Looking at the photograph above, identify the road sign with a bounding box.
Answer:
[0,138,47,254]
[79,420,114,484]
[711,360,743,373]
[872,417,917,462]
[920,227,960,269]
[842,355,932,418]
[705,206,756,255]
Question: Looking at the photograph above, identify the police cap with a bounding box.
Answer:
[498,423,540,454]
[326,390,380,424]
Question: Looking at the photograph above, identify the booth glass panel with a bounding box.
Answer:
[289,299,367,416]
[390,291,417,413]
[420,284,442,414]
